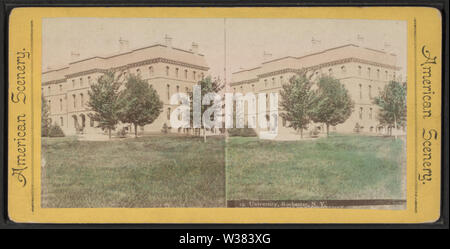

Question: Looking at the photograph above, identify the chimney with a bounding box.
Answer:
[263,51,272,62]
[164,34,172,48]
[356,34,364,45]
[119,37,129,52]
[311,37,321,47]
[191,42,199,54]
[70,51,80,61]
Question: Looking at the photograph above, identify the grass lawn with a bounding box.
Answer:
[226,134,406,201]
[42,135,225,208]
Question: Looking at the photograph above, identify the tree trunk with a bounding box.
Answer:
[134,123,138,138]
[394,114,398,140]
[300,128,303,138]
[326,124,329,137]
[108,128,111,139]
[203,128,207,143]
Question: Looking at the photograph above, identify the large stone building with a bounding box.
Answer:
[230,44,403,139]
[42,36,209,136]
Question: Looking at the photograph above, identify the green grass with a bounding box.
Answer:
[41,135,225,208]
[226,134,406,200]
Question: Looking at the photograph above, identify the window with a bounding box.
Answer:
[385,70,388,80]
[136,68,141,76]
[328,68,333,76]
[88,76,92,85]
[367,67,371,78]
[369,108,373,119]
[167,107,171,120]
[48,86,51,94]
[166,66,170,76]
[377,69,380,79]
[73,94,76,108]
[60,117,64,126]
[72,79,75,88]
[48,100,51,112]
[272,77,275,86]
[80,77,83,86]
[358,66,362,76]
[167,84,170,100]
[193,71,196,80]
[201,73,204,80]
[60,98,63,111]
[359,107,363,119]
[80,93,84,107]
[252,84,255,91]
[184,69,188,79]
[59,84,63,92]
[359,84,362,99]
[280,76,283,84]
[149,66,154,76]
[341,65,346,73]
[264,79,268,87]
[176,85,179,93]
[368,85,372,99]
[175,68,179,78]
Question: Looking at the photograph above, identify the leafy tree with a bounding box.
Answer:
[279,75,314,138]
[118,74,163,137]
[48,124,65,137]
[374,81,407,137]
[87,70,122,139]
[188,76,224,142]
[310,75,354,136]
[41,94,50,137]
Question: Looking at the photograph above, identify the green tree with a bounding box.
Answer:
[279,75,314,138]
[87,70,122,139]
[118,74,163,138]
[374,81,407,138]
[310,75,354,136]
[188,76,224,142]
[41,94,50,137]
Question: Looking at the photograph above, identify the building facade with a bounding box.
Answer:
[230,44,403,139]
[42,37,209,136]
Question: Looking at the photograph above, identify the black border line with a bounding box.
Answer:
[0,0,448,230]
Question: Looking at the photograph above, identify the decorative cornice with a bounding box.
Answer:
[43,57,209,84]
[231,57,400,85]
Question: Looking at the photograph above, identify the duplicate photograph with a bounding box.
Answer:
[41,17,407,209]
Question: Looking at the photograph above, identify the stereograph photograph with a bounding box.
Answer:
[40,17,407,209]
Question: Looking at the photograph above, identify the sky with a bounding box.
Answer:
[43,18,406,85]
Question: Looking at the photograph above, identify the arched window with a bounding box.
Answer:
[341,65,346,73]
[376,69,380,79]
[60,98,63,111]
[136,68,141,76]
[80,77,83,86]
[167,107,171,120]
[167,84,170,100]
[369,108,373,119]
[264,79,268,87]
[358,66,362,76]
[367,67,371,78]
[385,70,388,80]
[176,85,179,93]
[193,71,196,80]
[166,66,170,76]
[72,79,76,88]
[48,86,51,94]
[59,84,63,92]
[359,84,362,99]
[60,117,64,126]
[73,94,76,108]
[80,93,84,107]
[175,68,179,78]
[272,77,275,86]
[280,76,283,84]
[88,76,92,85]
[359,107,363,119]
[184,69,188,79]
[368,85,372,99]
[149,66,154,76]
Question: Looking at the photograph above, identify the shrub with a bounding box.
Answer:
[117,127,127,138]
[161,123,171,134]
[228,128,257,137]
[48,124,65,137]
